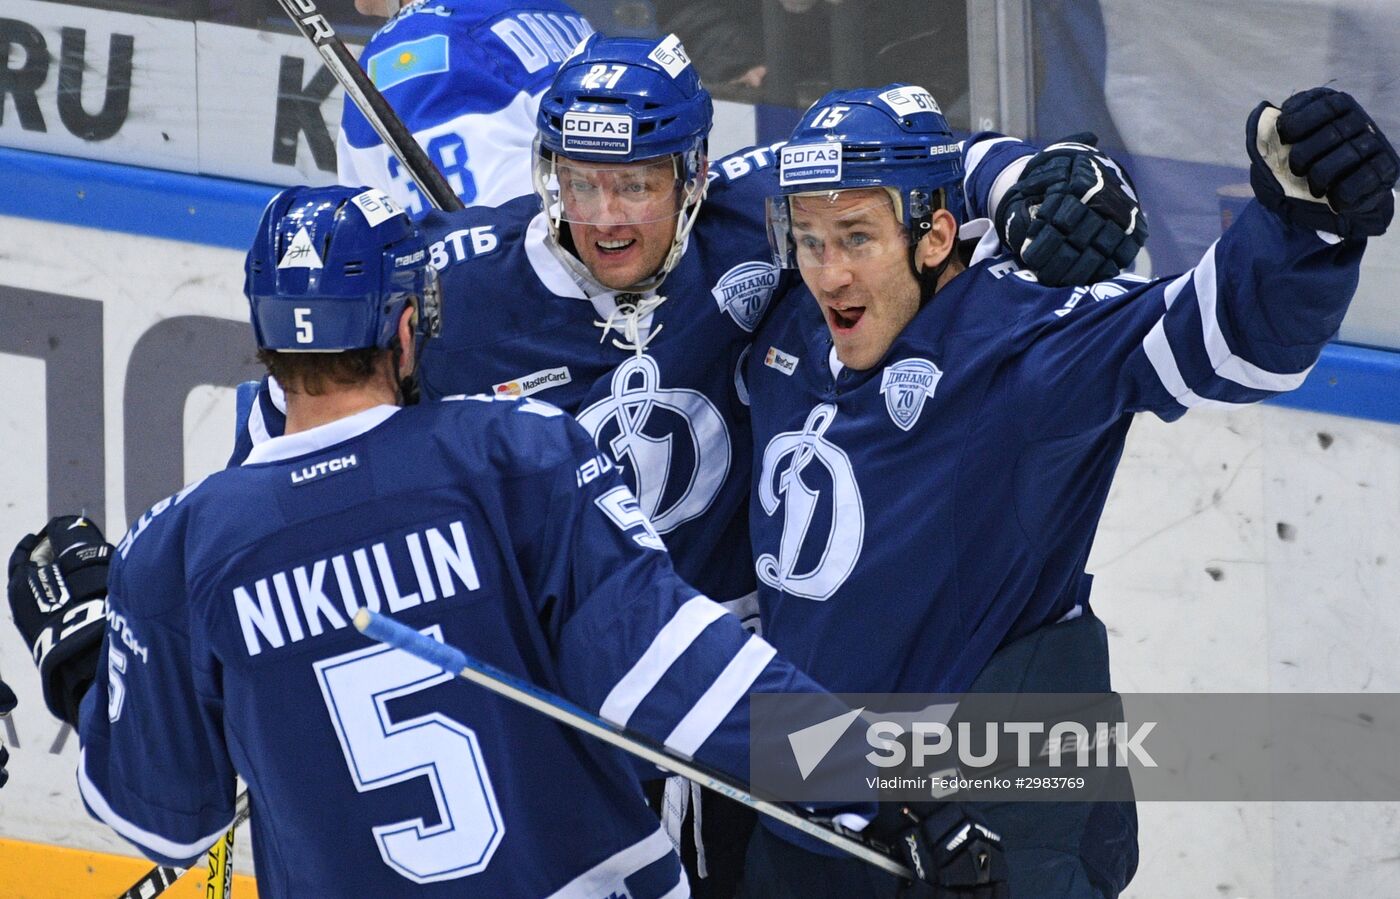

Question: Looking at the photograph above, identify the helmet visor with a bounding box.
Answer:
[767,189,910,271]
[538,152,687,226]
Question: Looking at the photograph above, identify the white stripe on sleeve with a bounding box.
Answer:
[600,596,728,726]
[1191,242,1313,391]
[1142,316,1231,410]
[77,748,232,863]
[665,636,778,757]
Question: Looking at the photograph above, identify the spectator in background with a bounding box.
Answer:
[758,0,970,125]
[653,0,767,99]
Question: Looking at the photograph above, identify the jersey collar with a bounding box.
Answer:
[525,212,594,300]
[242,405,400,465]
[962,218,1004,267]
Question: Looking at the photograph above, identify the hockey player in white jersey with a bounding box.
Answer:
[4,185,915,897]
[339,0,593,214]
[745,86,1396,896]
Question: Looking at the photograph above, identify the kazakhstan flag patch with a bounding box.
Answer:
[367,34,450,91]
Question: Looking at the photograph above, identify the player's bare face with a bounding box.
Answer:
[790,190,921,370]
[559,157,683,290]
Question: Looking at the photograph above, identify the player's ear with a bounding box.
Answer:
[396,306,416,377]
[914,208,958,274]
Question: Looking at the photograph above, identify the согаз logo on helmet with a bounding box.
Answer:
[562,112,633,155]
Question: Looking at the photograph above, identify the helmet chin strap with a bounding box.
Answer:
[911,240,951,306]
[907,189,952,305]
[390,341,419,406]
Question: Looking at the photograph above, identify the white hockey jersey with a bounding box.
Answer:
[338,0,593,215]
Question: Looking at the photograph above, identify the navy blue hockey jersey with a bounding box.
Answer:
[79,398,825,897]
[234,137,1042,615]
[338,0,593,213]
[412,149,802,610]
[747,202,1363,696]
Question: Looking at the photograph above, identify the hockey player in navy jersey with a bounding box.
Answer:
[745,86,1397,896]
[339,0,594,214]
[235,32,1149,892]
[4,185,890,897]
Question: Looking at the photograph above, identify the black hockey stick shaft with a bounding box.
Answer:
[116,789,251,899]
[354,609,914,881]
[273,0,465,212]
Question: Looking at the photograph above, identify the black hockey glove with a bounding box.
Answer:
[0,677,15,788]
[1247,86,1397,240]
[870,802,1009,897]
[7,516,111,727]
[995,140,1147,287]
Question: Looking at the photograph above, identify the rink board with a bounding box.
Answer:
[0,836,259,899]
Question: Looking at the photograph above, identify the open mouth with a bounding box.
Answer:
[827,305,865,331]
[596,238,637,257]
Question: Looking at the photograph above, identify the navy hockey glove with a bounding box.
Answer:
[995,141,1147,287]
[7,516,111,727]
[871,802,1009,897]
[0,677,15,788]
[1247,87,1397,239]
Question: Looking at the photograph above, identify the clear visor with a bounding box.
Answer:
[536,152,686,226]
[767,189,910,270]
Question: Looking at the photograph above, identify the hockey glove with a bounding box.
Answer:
[871,802,1009,897]
[1247,86,1397,240]
[7,516,111,727]
[996,141,1147,287]
[0,677,15,788]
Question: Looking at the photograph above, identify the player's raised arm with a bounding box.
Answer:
[1014,87,1395,437]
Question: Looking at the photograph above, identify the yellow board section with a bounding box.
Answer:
[0,836,259,899]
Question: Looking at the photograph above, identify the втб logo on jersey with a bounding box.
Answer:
[576,355,730,535]
[880,358,942,431]
[712,261,779,332]
[757,404,864,601]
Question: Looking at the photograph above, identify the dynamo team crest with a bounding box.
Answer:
[712,261,779,332]
[576,355,730,535]
[879,358,943,431]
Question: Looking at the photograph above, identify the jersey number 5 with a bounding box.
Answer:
[314,626,504,883]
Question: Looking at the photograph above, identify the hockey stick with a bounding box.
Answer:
[273,0,464,212]
[116,789,251,899]
[353,609,915,881]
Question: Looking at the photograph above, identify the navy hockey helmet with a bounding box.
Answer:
[533,33,713,289]
[769,84,964,269]
[536,32,712,171]
[244,185,440,354]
